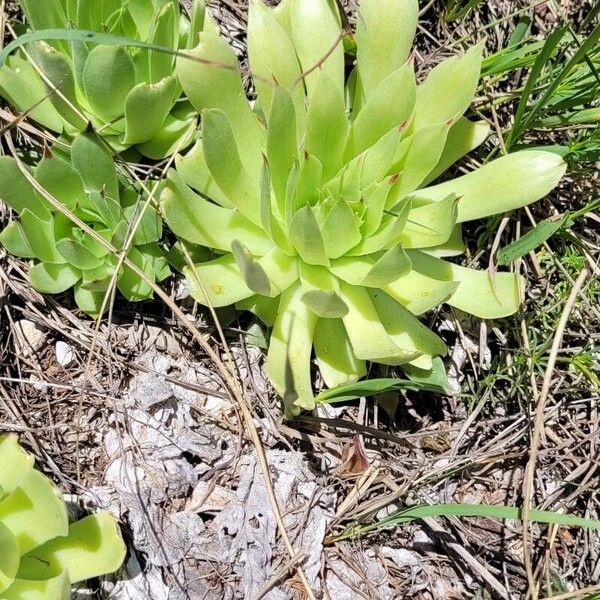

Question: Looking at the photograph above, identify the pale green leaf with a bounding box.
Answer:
[71,132,119,201]
[148,2,176,83]
[56,239,104,270]
[408,250,523,318]
[29,262,81,294]
[183,254,254,307]
[35,156,84,212]
[124,76,177,144]
[0,222,36,258]
[161,170,272,255]
[231,239,271,296]
[419,150,567,222]
[266,283,317,414]
[399,195,458,248]
[314,317,366,388]
[82,45,136,122]
[423,117,490,185]
[0,157,48,218]
[414,43,483,130]
[0,435,34,494]
[321,199,362,259]
[19,512,126,585]
[355,0,418,103]
[20,210,65,263]
[288,206,329,267]
[2,571,70,600]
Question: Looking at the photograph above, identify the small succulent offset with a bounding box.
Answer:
[0,0,214,158]
[0,435,126,599]
[162,0,566,413]
[0,131,170,316]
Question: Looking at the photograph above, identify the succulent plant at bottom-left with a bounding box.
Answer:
[0,434,126,599]
[0,131,170,315]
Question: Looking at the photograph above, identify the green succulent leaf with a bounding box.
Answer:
[124,76,177,145]
[71,132,119,201]
[266,283,318,413]
[0,158,48,218]
[314,317,366,388]
[83,45,136,122]
[29,262,81,294]
[19,512,126,585]
[20,210,65,264]
[0,222,36,259]
[73,283,106,315]
[289,206,329,267]
[420,150,567,222]
[56,238,103,270]
[2,570,70,600]
[35,156,85,212]
[231,240,272,296]
[355,0,418,102]
[148,2,177,83]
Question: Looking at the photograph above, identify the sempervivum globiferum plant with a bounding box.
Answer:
[0,131,170,316]
[0,435,125,599]
[0,0,214,158]
[162,0,566,414]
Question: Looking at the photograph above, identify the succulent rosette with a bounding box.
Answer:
[0,0,214,158]
[0,435,126,599]
[162,0,566,413]
[0,131,170,315]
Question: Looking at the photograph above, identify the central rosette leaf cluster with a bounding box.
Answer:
[161,0,565,413]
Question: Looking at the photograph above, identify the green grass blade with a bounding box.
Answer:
[335,502,600,541]
[315,377,447,404]
[0,28,199,68]
[496,213,569,265]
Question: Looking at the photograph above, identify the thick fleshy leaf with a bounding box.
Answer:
[257,247,299,295]
[73,283,106,315]
[29,262,81,294]
[35,156,84,212]
[0,157,47,218]
[419,150,567,222]
[236,294,280,326]
[188,0,218,48]
[71,132,119,201]
[408,250,524,318]
[355,0,418,102]
[423,118,490,185]
[184,254,254,307]
[29,42,85,129]
[299,263,347,318]
[288,0,344,98]
[148,2,177,83]
[0,522,18,593]
[83,45,136,122]
[176,32,263,168]
[0,222,36,258]
[2,571,70,600]
[175,141,232,208]
[231,240,271,296]
[0,56,64,132]
[293,153,323,214]
[266,283,318,413]
[124,76,177,144]
[400,195,458,248]
[369,289,447,358]
[362,246,412,286]
[388,123,451,199]
[202,109,261,224]
[17,0,66,30]
[289,206,329,267]
[122,203,162,246]
[314,317,366,388]
[56,239,104,270]
[162,170,271,255]
[19,512,126,585]
[247,0,304,118]
[414,43,483,130]
[0,435,34,494]
[136,113,196,160]
[348,64,416,158]
[267,87,298,210]
[320,199,362,259]
[117,247,153,301]
[339,283,419,364]
[20,210,65,263]
[305,71,347,179]
[384,269,459,316]
[0,470,68,555]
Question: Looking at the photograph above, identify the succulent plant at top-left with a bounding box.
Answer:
[0,0,214,158]
[0,131,170,315]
